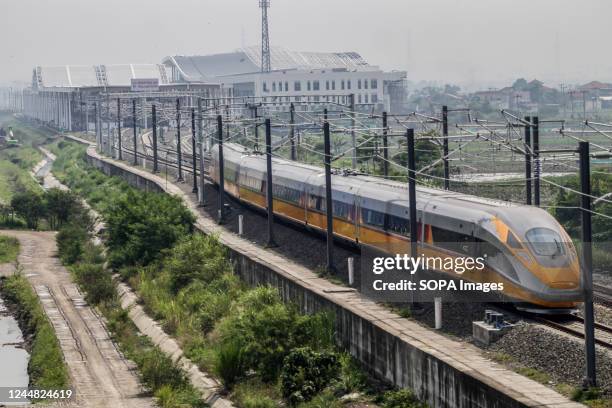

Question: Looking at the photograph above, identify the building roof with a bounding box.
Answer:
[32,64,170,89]
[578,81,612,91]
[163,46,374,82]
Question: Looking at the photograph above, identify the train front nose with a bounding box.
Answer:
[516,227,582,306]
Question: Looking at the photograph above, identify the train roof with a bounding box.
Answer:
[216,143,562,237]
[221,142,518,209]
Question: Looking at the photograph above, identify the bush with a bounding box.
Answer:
[280,347,339,405]
[214,339,245,389]
[178,276,241,333]
[334,353,367,395]
[217,287,337,382]
[71,263,115,305]
[165,234,230,294]
[217,287,299,381]
[104,190,195,268]
[381,389,427,408]
[56,223,89,264]
[0,235,19,263]
[139,348,187,391]
[154,385,207,408]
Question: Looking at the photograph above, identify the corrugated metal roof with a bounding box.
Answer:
[164,46,373,82]
[34,64,170,89]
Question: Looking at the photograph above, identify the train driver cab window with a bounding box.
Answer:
[526,228,565,256]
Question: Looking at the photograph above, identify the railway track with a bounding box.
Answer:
[594,284,612,307]
[530,314,612,350]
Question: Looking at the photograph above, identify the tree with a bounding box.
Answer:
[165,234,230,294]
[11,192,45,229]
[512,78,528,90]
[44,188,82,229]
[104,190,195,268]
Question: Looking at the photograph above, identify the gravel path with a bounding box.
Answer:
[0,231,153,408]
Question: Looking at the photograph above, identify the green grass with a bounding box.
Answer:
[1,273,69,391]
[0,236,19,263]
[0,116,52,204]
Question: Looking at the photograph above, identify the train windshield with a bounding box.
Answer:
[526,228,565,257]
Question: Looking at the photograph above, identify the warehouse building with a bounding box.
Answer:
[23,64,221,131]
[163,46,408,112]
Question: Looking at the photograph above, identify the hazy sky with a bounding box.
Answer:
[1,0,611,89]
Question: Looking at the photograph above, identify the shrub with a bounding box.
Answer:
[0,235,19,263]
[381,389,427,408]
[165,234,230,294]
[56,223,89,264]
[217,287,299,381]
[334,353,367,395]
[214,339,245,389]
[71,263,115,305]
[217,287,338,382]
[280,347,339,405]
[104,190,195,268]
[178,277,241,333]
[139,348,187,391]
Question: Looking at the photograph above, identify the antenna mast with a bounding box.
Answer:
[259,0,271,72]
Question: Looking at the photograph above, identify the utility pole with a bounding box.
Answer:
[524,116,532,205]
[442,106,450,190]
[253,105,260,152]
[176,98,184,182]
[382,111,389,178]
[198,99,206,206]
[532,117,540,207]
[265,118,276,247]
[106,96,111,157]
[94,100,100,152]
[117,98,122,160]
[290,102,296,160]
[349,94,356,169]
[152,104,159,173]
[191,107,198,193]
[579,141,597,388]
[217,115,225,224]
[323,120,334,273]
[407,129,418,259]
[132,99,138,165]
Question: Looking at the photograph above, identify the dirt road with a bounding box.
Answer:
[0,230,154,408]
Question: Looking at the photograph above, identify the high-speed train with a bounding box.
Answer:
[209,143,582,311]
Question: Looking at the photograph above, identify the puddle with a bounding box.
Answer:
[0,298,29,390]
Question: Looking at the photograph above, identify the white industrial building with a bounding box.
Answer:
[163,46,408,112]
[22,64,220,131]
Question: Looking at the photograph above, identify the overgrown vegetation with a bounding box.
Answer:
[1,274,69,391]
[55,198,206,407]
[0,115,53,204]
[0,235,19,263]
